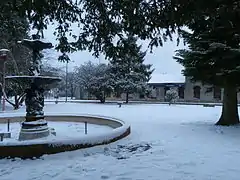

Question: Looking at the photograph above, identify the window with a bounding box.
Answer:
[178,87,185,99]
[193,86,201,99]
[139,94,145,99]
[213,86,221,100]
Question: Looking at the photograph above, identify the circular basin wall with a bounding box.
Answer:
[0,114,131,159]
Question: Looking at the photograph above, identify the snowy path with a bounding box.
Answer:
[0,103,240,180]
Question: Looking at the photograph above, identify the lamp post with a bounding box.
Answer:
[65,61,68,103]
[0,49,9,111]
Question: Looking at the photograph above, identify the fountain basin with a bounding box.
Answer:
[0,114,131,159]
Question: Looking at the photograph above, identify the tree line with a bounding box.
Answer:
[60,36,153,103]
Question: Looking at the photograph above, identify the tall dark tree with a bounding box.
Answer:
[174,2,240,125]
[4,0,238,60]
[2,0,194,58]
[109,36,153,103]
[0,1,31,109]
[0,1,30,76]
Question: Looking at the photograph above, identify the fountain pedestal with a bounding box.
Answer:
[6,34,61,141]
[18,82,50,141]
[19,120,50,141]
[6,76,61,141]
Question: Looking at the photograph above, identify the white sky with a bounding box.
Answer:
[40,25,186,83]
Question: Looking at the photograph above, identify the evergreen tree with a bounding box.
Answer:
[75,62,113,103]
[5,0,239,61]
[0,1,31,109]
[88,64,114,103]
[109,36,154,103]
[174,4,240,125]
[0,1,30,76]
[2,0,203,59]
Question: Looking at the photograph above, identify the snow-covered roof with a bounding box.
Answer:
[148,73,185,84]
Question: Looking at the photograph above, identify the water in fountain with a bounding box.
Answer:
[5,34,61,141]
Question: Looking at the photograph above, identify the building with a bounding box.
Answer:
[145,73,184,101]
[148,76,223,103]
[148,82,185,101]
[74,73,240,103]
[183,77,223,102]
[111,75,224,102]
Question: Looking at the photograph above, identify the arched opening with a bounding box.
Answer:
[155,87,160,97]
[213,86,221,100]
[139,94,145,99]
[193,86,201,99]
[178,86,185,99]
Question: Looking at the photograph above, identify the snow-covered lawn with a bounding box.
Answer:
[0,102,240,180]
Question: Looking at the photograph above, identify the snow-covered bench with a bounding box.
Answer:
[117,102,123,107]
[203,104,215,107]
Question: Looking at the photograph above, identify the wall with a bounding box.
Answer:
[184,77,220,102]
[73,77,240,103]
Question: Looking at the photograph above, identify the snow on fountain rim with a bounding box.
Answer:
[20,39,47,42]
[0,113,130,147]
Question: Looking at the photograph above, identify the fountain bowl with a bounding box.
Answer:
[5,76,61,90]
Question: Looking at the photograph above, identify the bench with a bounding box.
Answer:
[203,104,215,107]
[117,102,123,108]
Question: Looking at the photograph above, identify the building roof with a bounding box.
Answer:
[148,82,185,87]
[148,73,185,84]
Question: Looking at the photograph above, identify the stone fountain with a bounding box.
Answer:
[5,34,61,141]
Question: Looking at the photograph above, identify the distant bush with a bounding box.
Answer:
[165,88,179,105]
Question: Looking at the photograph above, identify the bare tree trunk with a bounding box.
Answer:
[19,93,25,105]
[70,84,74,99]
[216,86,239,126]
[0,83,15,108]
[14,95,19,110]
[126,92,129,104]
[103,91,105,103]
[13,93,25,110]
[0,82,26,110]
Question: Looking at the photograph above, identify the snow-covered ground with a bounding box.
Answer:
[0,102,240,180]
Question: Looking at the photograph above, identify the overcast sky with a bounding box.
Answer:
[40,25,186,83]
